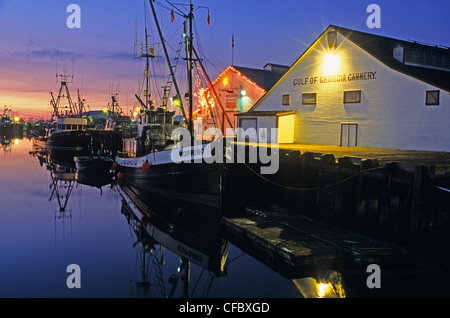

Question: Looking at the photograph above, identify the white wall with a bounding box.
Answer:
[254,27,450,152]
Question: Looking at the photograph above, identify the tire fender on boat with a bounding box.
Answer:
[142,161,151,171]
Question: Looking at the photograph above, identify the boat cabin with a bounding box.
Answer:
[120,108,180,158]
[105,116,132,131]
[55,117,87,133]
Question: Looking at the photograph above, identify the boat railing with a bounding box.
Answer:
[117,150,137,158]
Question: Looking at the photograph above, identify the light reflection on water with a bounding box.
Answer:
[0,139,300,298]
[2,138,450,298]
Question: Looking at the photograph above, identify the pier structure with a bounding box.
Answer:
[224,142,450,271]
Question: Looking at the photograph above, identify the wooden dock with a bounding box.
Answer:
[222,206,407,279]
[225,142,450,267]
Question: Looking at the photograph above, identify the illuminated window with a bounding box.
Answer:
[327,30,337,49]
[302,93,317,105]
[426,90,440,106]
[343,90,361,103]
[282,94,291,106]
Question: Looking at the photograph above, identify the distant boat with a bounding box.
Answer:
[46,116,90,151]
[44,76,91,152]
[104,93,133,132]
[0,106,22,134]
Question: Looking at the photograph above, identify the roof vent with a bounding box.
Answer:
[394,44,450,72]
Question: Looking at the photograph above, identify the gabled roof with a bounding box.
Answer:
[246,25,450,114]
[232,65,287,91]
[330,25,450,92]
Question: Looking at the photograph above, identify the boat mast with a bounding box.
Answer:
[148,0,188,123]
[187,0,194,144]
[144,5,150,110]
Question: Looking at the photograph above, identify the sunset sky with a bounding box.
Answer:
[0,0,449,120]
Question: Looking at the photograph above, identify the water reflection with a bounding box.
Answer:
[293,271,346,298]
[6,139,447,298]
[1,131,23,155]
[118,184,229,297]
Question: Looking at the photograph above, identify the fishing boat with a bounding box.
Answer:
[104,93,133,132]
[44,73,91,152]
[114,0,227,209]
[74,155,114,173]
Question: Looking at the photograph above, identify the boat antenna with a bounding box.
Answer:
[148,0,187,124]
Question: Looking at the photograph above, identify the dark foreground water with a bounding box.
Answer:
[1,138,450,299]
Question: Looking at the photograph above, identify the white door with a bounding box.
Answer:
[340,123,358,147]
[278,114,295,143]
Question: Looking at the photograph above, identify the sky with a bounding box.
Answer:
[0,0,449,120]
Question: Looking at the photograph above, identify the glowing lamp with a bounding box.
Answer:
[240,90,247,96]
[172,96,181,107]
[323,52,340,74]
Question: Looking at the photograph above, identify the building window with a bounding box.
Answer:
[302,93,317,105]
[344,90,361,103]
[327,30,337,49]
[226,95,237,108]
[426,90,440,106]
[282,94,291,106]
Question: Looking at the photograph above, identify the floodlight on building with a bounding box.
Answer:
[323,52,340,74]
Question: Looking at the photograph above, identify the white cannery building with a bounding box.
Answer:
[237,25,450,152]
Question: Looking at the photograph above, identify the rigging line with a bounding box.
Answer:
[160,0,185,16]
[232,149,383,191]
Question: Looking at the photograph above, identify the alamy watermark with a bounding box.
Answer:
[170,127,280,175]
[366,264,381,289]
[366,4,381,29]
[66,264,81,288]
[66,4,81,29]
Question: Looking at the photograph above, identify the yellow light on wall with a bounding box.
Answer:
[317,282,333,298]
[323,52,340,75]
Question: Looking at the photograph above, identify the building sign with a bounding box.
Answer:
[293,71,377,86]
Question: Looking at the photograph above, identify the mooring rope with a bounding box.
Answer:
[233,150,383,192]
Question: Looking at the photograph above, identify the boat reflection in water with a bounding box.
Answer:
[1,131,23,155]
[30,146,114,212]
[118,184,229,298]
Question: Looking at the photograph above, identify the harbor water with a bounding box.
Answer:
[1,137,450,299]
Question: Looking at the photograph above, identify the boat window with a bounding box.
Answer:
[72,124,78,130]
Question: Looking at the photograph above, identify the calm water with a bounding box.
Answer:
[1,137,450,299]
